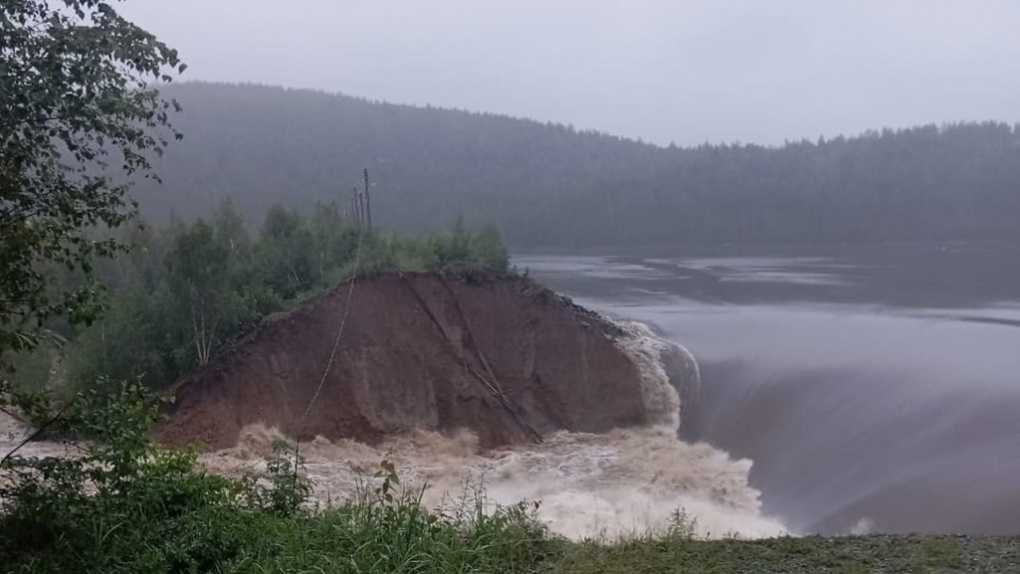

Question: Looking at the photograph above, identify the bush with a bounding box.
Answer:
[47,203,512,397]
[415,217,512,274]
[0,382,555,573]
[0,381,241,572]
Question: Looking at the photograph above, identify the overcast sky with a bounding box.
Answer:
[119,0,1020,147]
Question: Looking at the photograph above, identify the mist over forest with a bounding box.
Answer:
[133,82,1020,247]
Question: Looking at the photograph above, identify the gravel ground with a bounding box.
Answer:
[550,534,1020,573]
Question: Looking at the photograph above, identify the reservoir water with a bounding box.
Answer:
[515,242,1020,535]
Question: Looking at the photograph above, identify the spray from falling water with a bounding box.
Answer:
[613,320,684,430]
[201,318,790,540]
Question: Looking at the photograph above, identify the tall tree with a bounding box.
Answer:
[163,221,241,367]
[0,0,184,369]
[473,224,509,271]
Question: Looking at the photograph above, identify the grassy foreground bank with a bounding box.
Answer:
[6,490,1019,574]
[3,388,1018,574]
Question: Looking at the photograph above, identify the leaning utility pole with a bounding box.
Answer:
[358,186,368,226]
[363,168,373,228]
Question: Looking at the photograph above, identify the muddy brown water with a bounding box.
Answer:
[2,320,783,542]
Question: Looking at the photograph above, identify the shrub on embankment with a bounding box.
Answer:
[6,203,511,404]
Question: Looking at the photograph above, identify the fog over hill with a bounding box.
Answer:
[136,82,1020,247]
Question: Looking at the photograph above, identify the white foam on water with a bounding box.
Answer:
[613,320,683,431]
[202,423,788,541]
[201,318,789,540]
[0,412,75,460]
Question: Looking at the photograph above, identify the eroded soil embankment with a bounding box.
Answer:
[155,273,662,451]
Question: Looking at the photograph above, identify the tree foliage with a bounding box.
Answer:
[5,203,513,394]
[0,0,184,362]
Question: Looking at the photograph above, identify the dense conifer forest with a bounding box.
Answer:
[134,82,1020,247]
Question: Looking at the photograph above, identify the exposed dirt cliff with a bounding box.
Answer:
[155,273,686,451]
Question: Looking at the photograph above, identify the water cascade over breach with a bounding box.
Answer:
[200,318,789,540]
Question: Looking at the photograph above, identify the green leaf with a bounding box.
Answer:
[0,0,185,364]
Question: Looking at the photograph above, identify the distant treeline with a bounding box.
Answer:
[134,82,1020,247]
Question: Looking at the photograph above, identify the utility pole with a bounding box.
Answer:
[358,186,367,225]
[363,168,372,228]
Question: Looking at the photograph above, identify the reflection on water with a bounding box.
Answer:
[652,257,847,286]
[515,242,1020,535]
[518,242,1020,309]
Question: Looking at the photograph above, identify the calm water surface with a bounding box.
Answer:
[514,243,1020,535]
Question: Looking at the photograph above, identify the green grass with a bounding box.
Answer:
[552,534,1020,574]
[6,480,1020,573]
[1,476,559,573]
[4,387,1020,573]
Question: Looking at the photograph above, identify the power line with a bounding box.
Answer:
[292,219,367,478]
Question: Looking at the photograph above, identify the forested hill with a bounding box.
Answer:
[134,82,1020,247]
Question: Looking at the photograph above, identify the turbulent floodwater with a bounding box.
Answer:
[201,320,787,541]
[516,242,1020,536]
[0,321,788,541]
[199,424,785,540]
